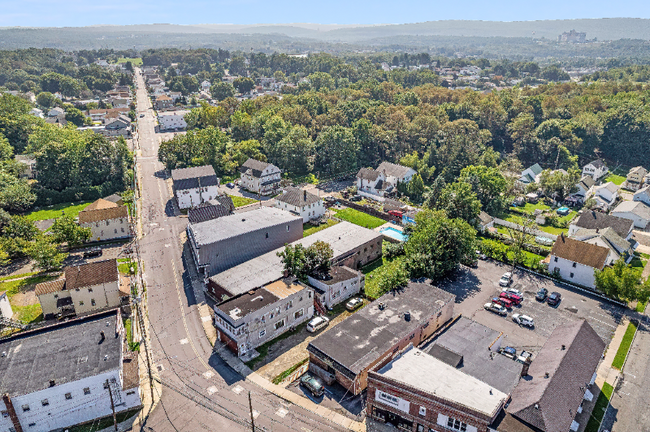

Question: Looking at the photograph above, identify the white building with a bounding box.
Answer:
[78,198,130,242]
[611,200,650,229]
[239,158,282,196]
[0,291,13,319]
[574,176,595,198]
[582,159,608,181]
[158,111,188,131]
[47,107,65,118]
[201,80,211,91]
[549,235,612,288]
[356,162,417,197]
[273,187,325,222]
[633,186,650,206]
[518,163,543,184]
[29,108,44,118]
[0,310,142,432]
[569,210,634,240]
[593,181,618,209]
[307,266,364,309]
[171,165,220,210]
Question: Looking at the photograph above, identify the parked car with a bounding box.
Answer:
[83,247,102,259]
[500,291,523,305]
[499,346,517,359]
[226,182,235,189]
[502,286,524,297]
[139,114,145,118]
[547,292,562,306]
[516,351,533,364]
[535,288,548,302]
[345,297,363,311]
[492,297,513,309]
[324,196,336,203]
[484,302,508,316]
[512,314,534,328]
[499,272,512,287]
[350,195,363,202]
[306,316,330,333]
[476,250,487,260]
[300,374,324,397]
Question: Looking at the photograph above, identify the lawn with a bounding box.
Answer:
[584,382,614,432]
[362,256,407,300]
[612,322,637,370]
[334,208,385,229]
[228,195,258,208]
[123,317,140,351]
[303,219,338,237]
[0,275,57,324]
[537,224,567,236]
[605,174,626,186]
[25,201,93,221]
[512,202,551,215]
[118,258,138,275]
[116,57,143,66]
[636,300,647,313]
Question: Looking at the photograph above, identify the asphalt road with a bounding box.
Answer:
[133,69,346,432]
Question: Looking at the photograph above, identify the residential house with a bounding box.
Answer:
[171,165,220,210]
[239,158,282,196]
[568,211,634,240]
[29,108,44,118]
[0,291,13,319]
[187,196,235,224]
[34,259,126,319]
[625,166,648,191]
[582,159,608,181]
[357,162,417,198]
[206,221,382,303]
[0,310,142,432]
[201,80,211,91]
[593,181,618,209]
[572,227,637,264]
[187,207,303,279]
[47,107,65,117]
[214,279,314,358]
[548,235,612,288]
[157,111,188,130]
[633,186,650,206]
[77,199,130,242]
[478,211,494,232]
[14,155,37,179]
[518,163,543,184]
[154,94,173,110]
[611,200,650,229]
[45,116,67,127]
[307,266,364,310]
[110,98,130,109]
[87,108,129,123]
[574,176,595,198]
[273,187,325,222]
[101,115,132,137]
[307,282,455,395]
[103,194,124,206]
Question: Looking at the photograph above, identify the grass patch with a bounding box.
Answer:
[12,304,43,324]
[612,322,637,370]
[245,322,307,369]
[67,407,142,432]
[636,301,647,313]
[229,195,258,208]
[288,173,319,185]
[630,257,645,268]
[116,57,143,66]
[0,271,42,282]
[512,202,551,215]
[605,174,626,186]
[118,258,138,275]
[272,358,308,385]
[0,275,57,324]
[537,224,568,236]
[123,317,140,351]
[303,219,338,237]
[362,256,407,300]
[25,201,93,221]
[584,382,614,432]
[334,208,385,229]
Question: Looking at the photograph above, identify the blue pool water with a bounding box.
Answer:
[380,226,408,242]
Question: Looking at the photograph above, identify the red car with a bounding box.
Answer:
[492,297,513,309]
[388,210,403,218]
[499,291,523,305]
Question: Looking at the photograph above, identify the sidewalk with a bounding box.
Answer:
[595,317,629,388]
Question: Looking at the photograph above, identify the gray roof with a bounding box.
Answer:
[573,227,634,257]
[171,165,219,190]
[629,166,648,177]
[208,221,382,298]
[479,211,493,225]
[356,167,380,181]
[528,163,543,176]
[0,310,123,397]
[103,194,123,204]
[578,175,595,190]
[595,181,618,194]
[572,211,633,238]
[422,317,524,395]
[586,159,606,169]
[634,185,650,198]
[240,158,274,177]
[508,320,605,432]
[376,161,415,178]
[307,283,455,376]
[612,200,650,221]
[188,196,234,224]
[309,265,359,286]
[275,187,321,207]
[188,207,302,247]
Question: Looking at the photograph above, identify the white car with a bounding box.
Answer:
[499,272,512,287]
[502,287,524,297]
[306,316,329,333]
[512,314,534,328]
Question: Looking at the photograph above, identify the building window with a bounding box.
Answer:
[126,391,136,395]
[570,272,574,278]
[287,225,290,232]
[88,288,93,292]
[419,406,426,416]
[121,228,125,233]
[41,399,49,406]
[79,301,84,306]
[91,299,96,306]
[266,232,269,239]
[447,417,467,432]
[1,411,8,418]
[294,309,304,320]
[28,424,35,428]
[114,229,118,234]
[554,257,558,262]
[84,387,91,395]
[65,393,72,400]
[259,330,266,338]
[409,333,415,340]
[275,319,285,331]
[54,294,58,299]
[106,221,110,226]
[22,405,30,412]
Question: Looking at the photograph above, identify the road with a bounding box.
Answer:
[132,68,347,432]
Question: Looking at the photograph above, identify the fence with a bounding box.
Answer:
[493,217,558,241]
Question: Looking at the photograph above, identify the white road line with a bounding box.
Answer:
[207,386,218,395]
[180,338,189,345]
[232,385,244,395]
[276,408,288,418]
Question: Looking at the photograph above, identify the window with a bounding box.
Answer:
[121,228,125,233]
[88,288,93,293]
[570,272,574,278]
[65,393,72,400]
[265,232,269,239]
[53,294,58,299]
[294,309,304,320]
[409,333,415,340]
[91,299,96,306]
[572,262,577,268]
[84,387,91,395]
[308,291,312,299]
[106,221,110,226]
[28,424,35,428]
[79,301,84,306]
[126,391,136,396]
[104,382,109,389]
[554,256,558,262]
[41,399,49,406]
[274,319,285,331]
[259,330,266,338]
[22,405,30,412]
[1,411,8,418]
[447,417,467,432]
[114,229,118,234]
[419,407,426,416]
[286,225,290,232]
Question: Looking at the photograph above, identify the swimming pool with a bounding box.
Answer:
[379,226,408,242]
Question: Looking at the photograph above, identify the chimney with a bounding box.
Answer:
[304,190,307,201]
[544,372,550,378]
[521,358,531,377]
[404,311,411,321]
[596,228,599,233]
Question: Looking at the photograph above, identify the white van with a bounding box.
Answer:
[306,316,329,333]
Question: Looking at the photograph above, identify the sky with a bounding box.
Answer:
[0,0,649,27]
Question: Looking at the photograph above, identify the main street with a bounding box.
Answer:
[132,69,348,432]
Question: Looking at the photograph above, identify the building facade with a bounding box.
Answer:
[273,188,325,222]
[581,159,608,181]
[357,162,417,197]
[171,165,220,210]
[0,291,13,319]
[548,236,611,288]
[307,266,364,310]
[158,111,188,130]
[239,158,282,195]
[78,201,130,242]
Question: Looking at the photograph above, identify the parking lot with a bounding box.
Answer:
[286,377,365,421]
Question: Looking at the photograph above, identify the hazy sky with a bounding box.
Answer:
[1,0,648,27]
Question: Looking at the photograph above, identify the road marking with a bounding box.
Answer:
[165,244,171,248]
[276,408,288,418]
[253,410,260,419]
[203,371,214,380]
[232,385,244,395]
[207,386,218,395]
[180,338,188,345]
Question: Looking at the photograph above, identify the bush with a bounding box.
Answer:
[34,183,121,207]
[383,241,405,258]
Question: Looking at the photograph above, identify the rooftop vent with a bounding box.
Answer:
[534,404,539,410]
[544,372,550,378]
[242,218,246,222]
[378,302,385,310]
[104,355,108,361]
[561,344,566,350]
[404,311,411,321]
[49,380,56,387]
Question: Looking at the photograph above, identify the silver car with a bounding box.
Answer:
[499,272,512,287]
[512,314,534,328]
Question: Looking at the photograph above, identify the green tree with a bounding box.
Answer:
[594,260,643,302]
[0,176,36,212]
[406,173,426,203]
[277,241,333,280]
[63,105,87,127]
[458,165,507,215]
[210,82,236,101]
[276,126,315,175]
[26,237,66,271]
[437,181,481,225]
[315,126,359,175]
[50,215,92,247]
[36,92,60,109]
[233,77,255,94]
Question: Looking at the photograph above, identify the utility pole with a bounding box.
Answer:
[248,391,255,432]
[106,379,118,432]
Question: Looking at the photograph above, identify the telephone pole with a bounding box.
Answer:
[248,391,255,432]
[106,379,118,432]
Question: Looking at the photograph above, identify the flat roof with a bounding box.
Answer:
[189,207,302,247]
[376,346,508,418]
[422,317,524,395]
[0,310,122,397]
[209,221,381,297]
[216,279,307,321]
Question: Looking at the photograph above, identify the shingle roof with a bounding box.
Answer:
[78,206,128,224]
[635,185,650,198]
[596,181,618,194]
[240,158,273,177]
[188,197,235,224]
[65,259,119,290]
[35,278,67,296]
[573,228,633,258]
[508,320,605,432]
[572,211,633,239]
[629,166,647,177]
[612,200,650,221]
[586,159,606,169]
[479,211,493,225]
[551,235,609,269]
[528,163,543,176]
[103,194,123,204]
[275,187,321,207]
[356,167,380,181]
[84,198,119,211]
[376,161,415,178]
[578,175,595,190]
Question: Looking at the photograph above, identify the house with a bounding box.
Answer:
[187,196,235,224]
[110,98,130,109]
[582,159,608,180]
[611,200,650,229]
[625,166,648,191]
[239,158,282,195]
[45,116,67,127]
[307,266,364,310]
[87,108,129,123]
[572,227,637,264]
[77,199,130,242]
[0,310,142,432]
[157,111,188,130]
[103,194,124,206]
[34,259,127,319]
[633,186,650,206]
[201,80,211,91]
[307,282,455,395]
[206,221,382,303]
[0,291,13,319]
[47,107,65,117]
[574,175,595,198]
[593,181,618,209]
[548,235,612,288]
[101,115,132,138]
[14,155,37,179]
[154,94,173,110]
[519,163,544,184]
[187,207,303,279]
[29,108,44,118]
[357,162,417,197]
[478,211,494,232]
[214,279,314,358]
[367,318,524,432]
[273,187,325,222]
[171,165,220,210]
[169,91,183,103]
[500,320,605,432]
[568,210,634,240]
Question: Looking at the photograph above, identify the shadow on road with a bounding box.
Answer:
[154,169,168,179]
[208,353,244,386]
[438,266,482,303]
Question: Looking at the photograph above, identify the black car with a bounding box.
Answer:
[547,291,562,306]
[535,288,548,302]
[300,374,324,397]
[83,247,102,259]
